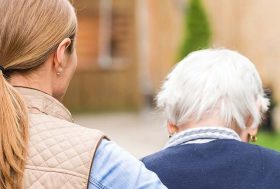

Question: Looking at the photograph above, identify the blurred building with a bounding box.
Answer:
[203,0,280,130]
[64,0,280,129]
[64,0,185,111]
[64,0,140,112]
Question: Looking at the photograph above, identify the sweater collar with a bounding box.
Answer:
[165,127,241,149]
[15,86,73,123]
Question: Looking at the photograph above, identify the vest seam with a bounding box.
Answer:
[86,135,109,188]
[25,165,87,179]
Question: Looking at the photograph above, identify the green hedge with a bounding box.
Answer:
[179,0,211,60]
[255,132,280,151]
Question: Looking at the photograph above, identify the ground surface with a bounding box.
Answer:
[74,111,168,158]
[74,111,280,158]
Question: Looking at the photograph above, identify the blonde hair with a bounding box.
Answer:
[0,0,77,188]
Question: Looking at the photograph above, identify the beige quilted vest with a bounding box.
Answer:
[16,87,106,189]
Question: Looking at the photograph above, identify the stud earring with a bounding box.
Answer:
[57,67,63,76]
[168,132,177,139]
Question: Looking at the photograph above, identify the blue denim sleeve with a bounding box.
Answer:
[88,139,167,189]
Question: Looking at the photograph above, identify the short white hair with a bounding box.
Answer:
[157,49,269,129]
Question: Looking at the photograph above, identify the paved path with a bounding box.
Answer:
[74,111,168,158]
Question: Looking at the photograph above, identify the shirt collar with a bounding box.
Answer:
[15,86,73,122]
[165,127,241,149]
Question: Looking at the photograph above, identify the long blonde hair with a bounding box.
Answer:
[0,0,77,188]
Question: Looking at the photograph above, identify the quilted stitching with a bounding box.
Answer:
[15,87,105,189]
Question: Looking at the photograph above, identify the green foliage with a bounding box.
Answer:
[255,132,280,151]
[179,0,211,60]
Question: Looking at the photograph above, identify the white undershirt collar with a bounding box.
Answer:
[165,127,241,149]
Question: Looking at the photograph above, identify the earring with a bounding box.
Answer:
[57,67,63,76]
[168,132,177,139]
[249,135,258,142]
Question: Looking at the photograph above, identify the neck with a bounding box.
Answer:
[178,117,240,134]
[175,117,252,142]
[9,71,53,96]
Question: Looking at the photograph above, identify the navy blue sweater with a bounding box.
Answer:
[142,140,280,189]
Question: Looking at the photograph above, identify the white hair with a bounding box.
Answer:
[157,49,269,129]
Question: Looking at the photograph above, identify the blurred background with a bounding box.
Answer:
[63,0,280,157]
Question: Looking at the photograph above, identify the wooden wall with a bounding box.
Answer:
[63,0,141,112]
[203,0,280,129]
[143,0,185,92]
[63,66,140,112]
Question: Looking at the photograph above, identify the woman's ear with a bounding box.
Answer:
[245,115,254,128]
[167,122,178,135]
[53,38,72,75]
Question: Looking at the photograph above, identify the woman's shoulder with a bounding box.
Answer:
[29,112,106,145]
[30,112,101,131]
[141,144,183,167]
[255,144,280,164]
[251,144,280,183]
[142,140,280,165]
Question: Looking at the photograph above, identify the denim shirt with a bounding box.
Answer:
[88,139,167,189]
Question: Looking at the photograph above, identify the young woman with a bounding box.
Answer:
[142,49,280,189]
[0,0,166,188]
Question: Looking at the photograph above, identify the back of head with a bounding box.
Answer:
[0,0,77,188]
[157,49,269,130]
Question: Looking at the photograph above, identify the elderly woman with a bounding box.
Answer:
[142,49,280,189]
[0,0,167,188]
